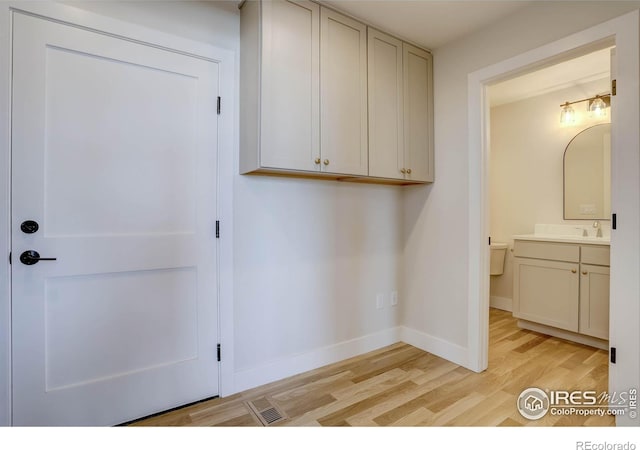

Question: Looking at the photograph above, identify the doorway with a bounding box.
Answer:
[488,46,612,340]
[11,12,220,425]
[467,11,640,426]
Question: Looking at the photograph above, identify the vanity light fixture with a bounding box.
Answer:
[559,93,611,124]
[560,102,576,125]
[589,95,608,118]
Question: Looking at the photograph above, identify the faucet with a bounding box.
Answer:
[593,221,602,238]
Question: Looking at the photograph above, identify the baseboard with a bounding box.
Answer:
[517,319,608,350]
[399,326,468,368]
[490,296,512,312]
[233,327,402,394]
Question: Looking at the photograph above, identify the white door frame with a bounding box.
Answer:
[467,10,639,426]
[0,2,236,426]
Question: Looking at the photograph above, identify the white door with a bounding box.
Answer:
[11,13,219,426]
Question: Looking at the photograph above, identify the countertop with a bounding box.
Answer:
[512,234,610,246]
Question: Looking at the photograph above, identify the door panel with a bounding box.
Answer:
[44,268,198,391]
[12,13,219,426]
[44,46,198,237]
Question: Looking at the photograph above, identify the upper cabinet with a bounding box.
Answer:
[367,29,404,180]
[403,43,434,182]
[240,0,433,185]
[368,31,434,182]
[240,0,319,173]
[320,8,368,176]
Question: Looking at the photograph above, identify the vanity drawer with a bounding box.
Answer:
[581,245,610,266]
[513,240,580,262]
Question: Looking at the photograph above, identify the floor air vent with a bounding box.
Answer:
[246,397,287,426]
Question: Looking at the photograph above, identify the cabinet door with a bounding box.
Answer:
[403,43,434,182]
[579,264,610,340]
[513,258,579,332]
[261,0,319,171]
[367,28,403,180]
[320,8,367,175]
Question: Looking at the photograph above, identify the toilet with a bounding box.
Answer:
[490,242,508,275]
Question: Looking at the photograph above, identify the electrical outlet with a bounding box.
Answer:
[390,291,398,306]
[376,293,384,309]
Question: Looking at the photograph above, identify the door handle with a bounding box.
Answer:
[20,250,57,266]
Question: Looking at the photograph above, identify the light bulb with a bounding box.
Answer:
[560,103,575,125]
[589,96,607,118]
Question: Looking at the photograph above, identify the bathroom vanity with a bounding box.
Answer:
[512,232,610,349]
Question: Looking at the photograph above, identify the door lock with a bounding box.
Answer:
[20,250,57,265]
[20,220,39,234]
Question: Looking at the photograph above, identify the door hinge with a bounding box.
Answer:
[8,252,11,264]
[217,343,221,362]
[217,96,221,115]
[610,347,616,364]
[216,220,220,238]
[612,79,617,96]
[612,213,617,230]
[488,236,491,245]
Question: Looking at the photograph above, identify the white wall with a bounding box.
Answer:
[233,178,402,380]
[65,1,403,392]
[403,1,639,353]
[489,79,610,303]
[63,1,240,51]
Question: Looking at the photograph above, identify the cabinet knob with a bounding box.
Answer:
[582,270,588,275]
[406,168,412,174]
[400,168,406,174]
[571,269,577,273]
[314,158,321,164]
[323,159,329,166]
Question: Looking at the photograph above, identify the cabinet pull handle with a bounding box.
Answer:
[407,168,412,174]
[314,158,321,164]
[582,270,588,275]
[400,168,406,174]
[323,159,329,166]
[571,269,577,273]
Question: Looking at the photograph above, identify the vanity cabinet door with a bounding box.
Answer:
[579,264,610,340]
[513,258,579,332]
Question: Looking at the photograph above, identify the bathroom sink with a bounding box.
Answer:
[512,224,610,245]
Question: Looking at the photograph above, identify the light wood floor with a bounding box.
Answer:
[132,308,612,426]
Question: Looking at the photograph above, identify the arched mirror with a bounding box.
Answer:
[564,123,611,220]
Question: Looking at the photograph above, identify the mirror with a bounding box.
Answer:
[564,123,611,220]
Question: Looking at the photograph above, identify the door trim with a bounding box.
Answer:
[467,10,639,426]
[0,1,236,425]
